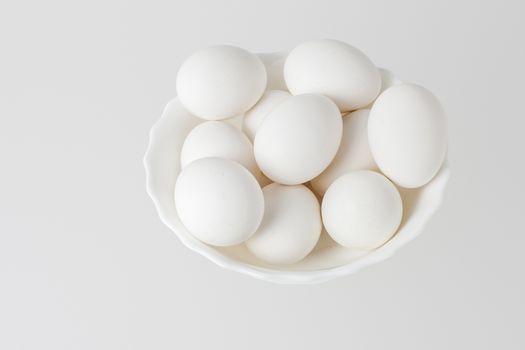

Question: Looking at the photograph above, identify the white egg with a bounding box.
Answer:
[180,121,258,176]
[176,45,267,120]
[368,83,447,188]
[311,109,377,196]
[254,94,342,185]
[245,183,322,265]
[174,157,264,246]
[284,39,381,111]
[242,90,290,141]
[322,171,403,249]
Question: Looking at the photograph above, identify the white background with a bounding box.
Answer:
[1,0,524,349]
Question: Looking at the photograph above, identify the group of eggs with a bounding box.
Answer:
[174,39,447,266]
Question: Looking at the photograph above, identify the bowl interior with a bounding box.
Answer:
[144,53,450,283]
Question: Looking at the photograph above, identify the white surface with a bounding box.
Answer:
[254,94,342,184]
[1,0,524,349]
[284,39,382,111]
[369,83,448,188]
[176,45,266,120]
[175,157,264,246]
[322,171,403,249]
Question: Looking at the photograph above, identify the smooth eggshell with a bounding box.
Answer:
[246,184,322,265]
[242,90,290,141]
[181,121,258,176]
[322,171,403,249]
[176,45,267,120]
[174,157,264,246]
[368,83,447,188]
[284,39,381,111]
[254,94,342,185]
[311,109,377,196]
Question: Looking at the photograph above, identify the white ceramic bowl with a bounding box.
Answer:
[144,53,450,284]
